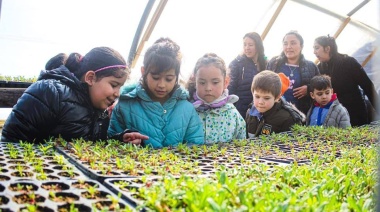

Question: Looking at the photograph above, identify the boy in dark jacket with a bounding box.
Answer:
[246,70,305,138]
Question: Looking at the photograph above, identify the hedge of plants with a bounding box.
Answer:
[0,124,378,211]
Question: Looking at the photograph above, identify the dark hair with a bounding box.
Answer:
[314,35,338,57]
[186,53,227,100]
[243,32,266,72]
[45,53,68,70]
[281,30,304,59]
[65,47,129,81]
[251,70,282,98]
[310,75,332,91]
[142,37,182,86]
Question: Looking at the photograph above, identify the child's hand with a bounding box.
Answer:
[122,132,149,145]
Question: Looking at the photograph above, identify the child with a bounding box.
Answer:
[306,75,351,128]
[246,70,305,138]
[45,53,68,70]
[108,38,204,148]
[187,53,246,144]
[1,47,148,143]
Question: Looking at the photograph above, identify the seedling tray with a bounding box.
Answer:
[104,177,163,210]
[0,142,88,181]
[0,179,132,212]
[56,145,291,182]
[55,146,143,182]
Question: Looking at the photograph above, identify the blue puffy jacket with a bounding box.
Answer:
[108,83,204,148]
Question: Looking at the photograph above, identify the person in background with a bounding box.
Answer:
[108,38,204,148]
[314,35,379,126]
[1,47,148,144]
[306,75,351,128]
[45,53,68,70]
[267,30,319,115]
[228,32,267,118]
[246,70,305,138]
[187,53,246,144]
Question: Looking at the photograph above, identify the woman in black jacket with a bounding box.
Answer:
[1,47,148,143]
[314,35,379,126]
[228,32,267,118]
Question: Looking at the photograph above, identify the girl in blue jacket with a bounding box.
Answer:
[108,38,204,148]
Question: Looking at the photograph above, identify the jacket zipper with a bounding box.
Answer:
[242,67,245,80]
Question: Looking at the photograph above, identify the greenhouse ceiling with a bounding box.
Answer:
[0,0,379,83]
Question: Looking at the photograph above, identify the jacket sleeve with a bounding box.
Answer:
[107,102,127,139]
[281,118,296,132]
[234,111,247,139]
[183,108,205,145]
[337,104,351,129]
[227,58,240,95]
[306,62,320,92]
[1,81,60,143]
[266,57,278,71]
[349,57,379,112]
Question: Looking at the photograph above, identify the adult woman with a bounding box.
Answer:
[267,30,319,115]
[1,47,148,143]
[314,35,379,126]
[228,32,267,118]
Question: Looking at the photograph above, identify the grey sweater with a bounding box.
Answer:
[306,99,351,128]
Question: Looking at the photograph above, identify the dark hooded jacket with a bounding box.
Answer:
[1,66,109,143]
[318,54,379,126]
[246,98,305,138]
[228,55,259,118]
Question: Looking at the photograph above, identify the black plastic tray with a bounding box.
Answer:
[0,179,133,212]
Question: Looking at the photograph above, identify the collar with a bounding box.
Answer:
[314,93,337,107]
[193,89,239,112]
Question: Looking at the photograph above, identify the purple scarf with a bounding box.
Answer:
[193,89,239,112]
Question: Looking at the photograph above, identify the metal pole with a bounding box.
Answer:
[131,0,168,68]
[261,0,287,41]
[128,0,156,66]
[0,0,3,21]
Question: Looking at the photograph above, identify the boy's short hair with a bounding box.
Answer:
[251,70,281,97]
[310,75,332,91]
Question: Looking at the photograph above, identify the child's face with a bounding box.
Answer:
[310,88,333,106]
[253,89,279,113]
[88,74,128,110]
[195,65,227,103]
[144,68,177,103]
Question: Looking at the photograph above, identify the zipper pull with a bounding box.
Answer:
[242,67,245,80]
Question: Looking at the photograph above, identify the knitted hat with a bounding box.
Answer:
[278,73,290,96]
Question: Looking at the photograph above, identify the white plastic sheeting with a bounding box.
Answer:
[131,0,379,83]
[0,0,379,83]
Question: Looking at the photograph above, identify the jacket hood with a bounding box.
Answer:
[280,97,306,123]
[38,66,82,88]
[119,83,189,101]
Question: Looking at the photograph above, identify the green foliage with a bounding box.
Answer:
[53,124,379,211]
[0,74,37,82]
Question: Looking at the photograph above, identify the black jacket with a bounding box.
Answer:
[318,54,379,126]
[266,55,320,114]
[1,66,109,143]
[228,55,259,118]
[246,98,305,138]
